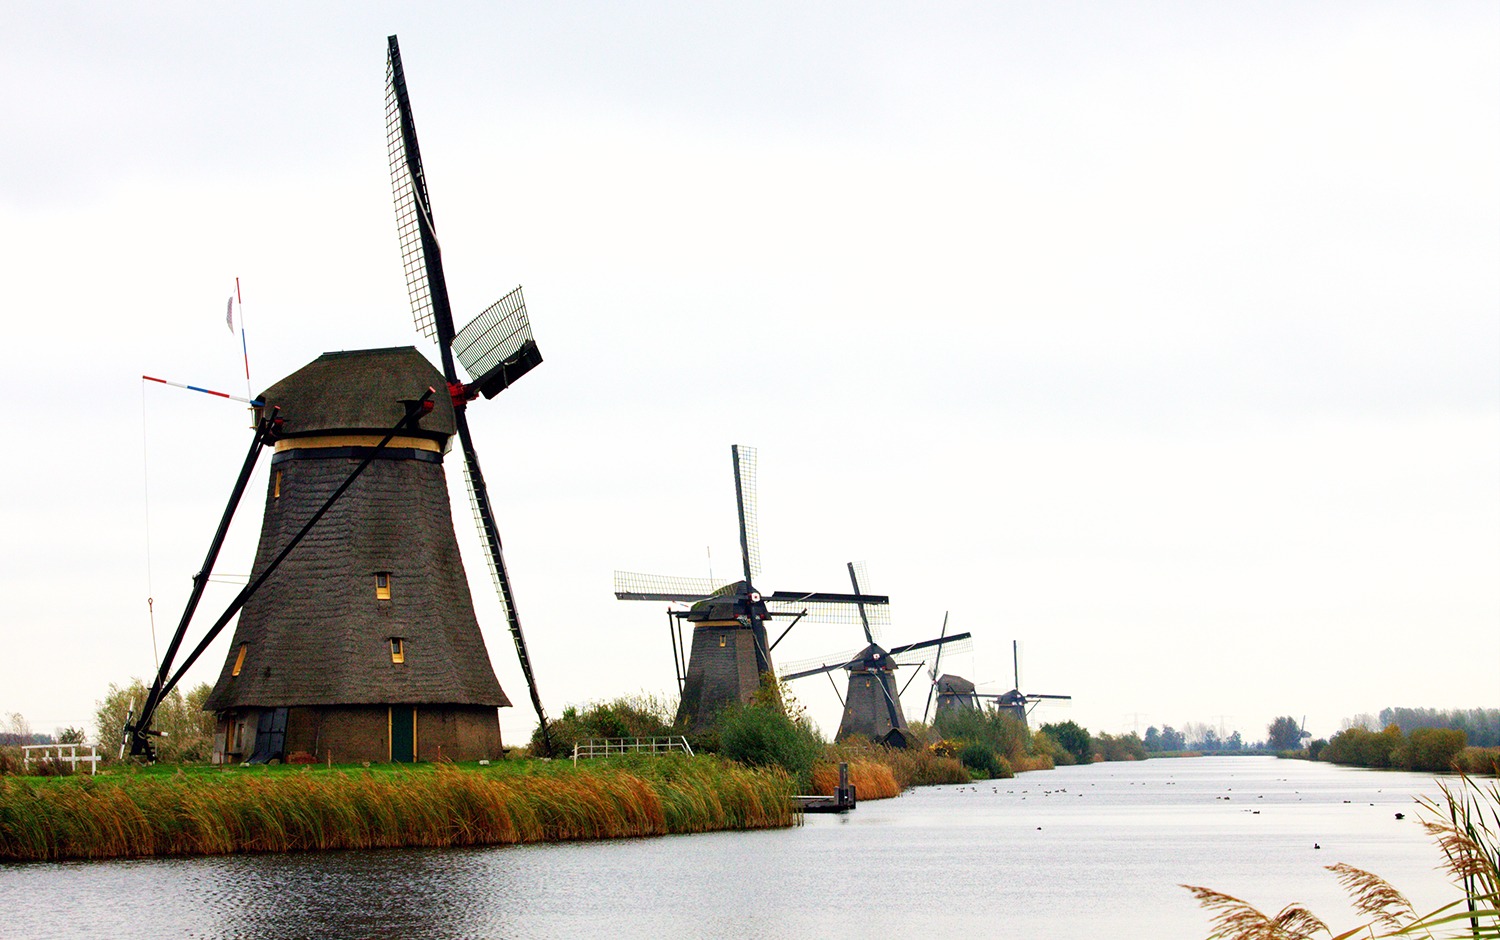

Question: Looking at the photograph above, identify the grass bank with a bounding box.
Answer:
[0,755,794,863]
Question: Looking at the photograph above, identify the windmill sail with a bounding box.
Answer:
[386,34,551,750]
[453,286,543,398]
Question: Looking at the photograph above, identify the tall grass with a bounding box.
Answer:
[823,738,970,790]
[810,761,902,800]
[0,756,793,863]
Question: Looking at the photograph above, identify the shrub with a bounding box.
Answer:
[1092,732,1148,762]
[531,694,677,758]
[716,703,822,791]
[1456,747,1500,777]
[934,706,1034,767]
[958,742,1012,779]
[1407,728,1467,773]
[1041,720,1091,763]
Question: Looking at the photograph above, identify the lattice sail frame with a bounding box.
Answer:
[385,47,438,341]
[463,461,512,625]
[778,635,971,681]
[454,286,532,383]
[613,571,733,602]
[732,445,761,583]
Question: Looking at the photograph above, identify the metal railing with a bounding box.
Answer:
[572,736,694,766]
[21,744,100,775]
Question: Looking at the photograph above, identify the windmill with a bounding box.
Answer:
[780,565,971,748]
[932,640,1071,728]
[615,446,890,730]
[124,36,550,763]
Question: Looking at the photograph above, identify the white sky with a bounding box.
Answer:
[2,3,1495,747]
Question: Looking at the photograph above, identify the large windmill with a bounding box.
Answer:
[124,36,550,763]
[780,565,971,748]
[615,446,889,730]
[932,640,1071,728]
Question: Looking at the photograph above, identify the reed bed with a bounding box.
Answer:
[810,761,901,800]
[0,756,793,863]
[822,740,971,789]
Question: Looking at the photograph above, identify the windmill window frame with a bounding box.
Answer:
[375,572,392,600]
[231,643,248,677]
[273,469,282,499]
[719,634,727,648]
[390,637,405,664]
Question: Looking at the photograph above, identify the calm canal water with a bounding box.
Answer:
[0,757,1461,939]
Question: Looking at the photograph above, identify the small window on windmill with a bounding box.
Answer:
[231,644,248,677]
[390,638,405,664]
[719,635,727,648]
[375,572,392,600]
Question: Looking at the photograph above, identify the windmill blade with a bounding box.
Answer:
[778,646,863,679]
[387,36,550,748]
[888,631,973,659]
[846,562,875,646]
[895,633,970,669]
[385,36,456,350]
[456,412,551,748]
[768,590,882,629]
[1025,694,1073,701]
[922,611,950,725]
[731,445,761,585]
[614,571,733,602]
[779,655,859,683]
[453,286,543,399]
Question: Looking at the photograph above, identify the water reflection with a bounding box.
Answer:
[1,758,1456,939]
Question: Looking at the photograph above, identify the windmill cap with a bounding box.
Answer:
[936,674,976,693]
[256,346,456,443]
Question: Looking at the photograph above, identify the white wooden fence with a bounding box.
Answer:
[21,743,100,775]
[572,736,694,766]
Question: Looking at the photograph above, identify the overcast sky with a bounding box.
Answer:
[2,3,1495,747]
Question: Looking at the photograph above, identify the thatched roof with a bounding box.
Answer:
[256,346,456,444]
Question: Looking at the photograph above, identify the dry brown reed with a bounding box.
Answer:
[0,755,793,863]
[821,740,970,789]
[810,761,901,800]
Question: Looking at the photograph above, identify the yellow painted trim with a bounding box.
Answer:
[231,644,247,677]
[275,435,441,453]
[390,637,404,664]
[376,573,392,601]
[412,707,418,762]
[387,707,392,762]
[273,470,281,498]
[693,620,744,628]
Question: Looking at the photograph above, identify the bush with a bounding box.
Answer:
[716,703,823,791]
[1407,728,1467,772]
[1041,720,1091,763]
[958,742,1012,779]
[934,706,1034,767]
[1456,747,1500,777]
[1092,732,1148,762]
[531,694,677,758]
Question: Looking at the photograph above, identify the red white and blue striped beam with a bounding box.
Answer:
[142,375,263,406]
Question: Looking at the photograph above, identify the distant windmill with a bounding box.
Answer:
[932,640,1070,728]
[780,565,971,748]
[125,36,551,762]
[615,446,889,730]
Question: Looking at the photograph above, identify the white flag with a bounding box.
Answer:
[226,295,234,332]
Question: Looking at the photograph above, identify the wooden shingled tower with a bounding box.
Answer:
[615,447,892,731]
[781,567,970,748]
[203,348,511,762]
[123,36,552,763]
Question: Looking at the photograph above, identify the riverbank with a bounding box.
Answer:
[0,754,794,863]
